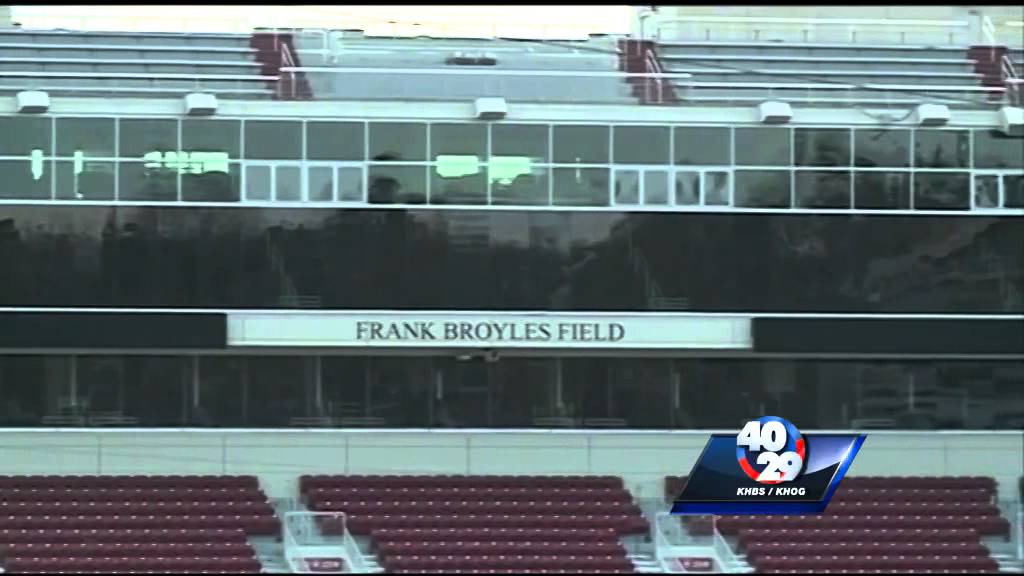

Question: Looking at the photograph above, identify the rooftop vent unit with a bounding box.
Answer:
[184,93,218,116]
[997,106,1023,137]
[757,100,792,124]
[446,51,498,66]
[914,103,950,127]
[16,90,49,114]
[474,97,508,120]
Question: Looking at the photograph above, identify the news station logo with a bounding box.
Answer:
[671,416,865,515]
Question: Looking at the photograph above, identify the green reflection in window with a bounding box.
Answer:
[435,155,480,178]
[30,149,44,180]
[140,151,228,174]
[488,156,534,185]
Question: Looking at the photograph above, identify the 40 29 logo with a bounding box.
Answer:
[736,416,806,492]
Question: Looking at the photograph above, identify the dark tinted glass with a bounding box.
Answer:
[854,129,911,168]
[118,162,177,201]
[0,117,51,156]
[492,124,548,162]
[431,167,486,205]
[244,120,302,160]
[553,125,609,164]
[734,170,791,207]
[369,122,427,162]
[794,128,850,167]
[368,165,427,204]
[307,121,364,161]
[491,166,549,205]
[973,130,1024,169]
[1005,175,1024,208]
[56,118,115,159]
[795,171,851,208]
[613,126,670,164]
[552,168,609,206]
[735,127,790,166]
[119,119,177,159]
[0,356,70,427]
[854,172,910,209]
[431,123,486,158]
[56,160,115,200]
[914,172,970,210]
[674,127,730,165]
[182,163,240,202]
[0,159,51,199]
[181,119,241,158]
[914,129,969,168]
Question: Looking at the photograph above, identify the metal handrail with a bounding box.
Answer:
[282,65,692,80]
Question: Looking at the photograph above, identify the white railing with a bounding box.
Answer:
[652,15,971,46]
[282,511,354,574]
[712,520,744,573]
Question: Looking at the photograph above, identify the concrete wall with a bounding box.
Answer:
[1,429,1020,501]
[0,6,12,28]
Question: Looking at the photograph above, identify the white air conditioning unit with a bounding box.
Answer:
[997,106,1023,137]
[16,90,50,113]
[474,97,508,120]
[184,93,218,116]
[757,100,792,124]
[914,103,950,126]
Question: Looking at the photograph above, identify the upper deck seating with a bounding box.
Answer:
[0,29,275,99]
[0,475,277,574]
[653,41,1015,108]
[669,475,1008,574]
[300,475,645,573]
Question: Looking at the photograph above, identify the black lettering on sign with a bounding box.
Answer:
[358,320,626,343]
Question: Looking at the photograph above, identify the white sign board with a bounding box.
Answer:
[228,311,752,350]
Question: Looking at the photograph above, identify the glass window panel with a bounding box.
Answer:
[119,119,177,159]
[245,165,271,201]
[491,124,549,162]
[56,117,115,160]
[644,170,669,205]
[182,163,240,202]
[674,127,730,165]
[673,171,699,205]
[734,170,791,207]
[795,170,851,208]
[552,125,609,164]
[431,123,486,158]
[795,128,850,167]
[308,166,334,201]
[854,172,910,209]
[491,165,549,205]
[248,357,316,426]
[118,162,176,201]
[122,357,188,427]
[0,159,51,199]
[914,129,969,168]
[307,121,364,161]
[0,356,69,427]
[369,122,427,162]
[56,160,114,200]
[735,127,790,166]
[705,171,730,206]
[1003,175,1023,208]
[244,120,302,160]
[614,170,640,205]
[552,167,609,206]
[914,172,970,210]
[76,356,126,418]
[854,129,911,168]
[181,119,241,159]
[275,165,302,201]
[0,117,52,156]
[973,129,1024,168]
[196,357,244,427]
[431,166,486,205]
[338,167,364,202]
[613,126,669,164]
[974,175,1000,209]
[368,165,427,204]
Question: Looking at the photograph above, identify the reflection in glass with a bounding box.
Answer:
[972,130,1024,169]
[674,171,699,205]
[118,162,177,201]
[431,162,486,205]
[307,121,365,161]
[973,175,999,208]
[182,163,239,202]
[795,128,850,167]
[614,170,640,204]
[613,126,670,164]
[56,160,115,200]
[854,129,911,168]
[914,129,969,168]
[644,171,669,205]
[795,171,851,208]
[368,165,427,204]
[275,166,302,201]
[705,172,730,206]
[854,172,909,209]
[338,167,364,202]
[308,166,334,202]
[914,172,970,210]
[245,165,271,201]
[735,127,790,166]
[56,118,115,159]
[553,125,609,164]
[244,120,303,160]
[491,164,549,205]
[196,357,244,427]
[734,170,790,207]
[552,167,609,206]
[0,158,51,199]
[119,119,177,159]
[0,117,52,156]
[369,122,427,162]
[674,127,730,165]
